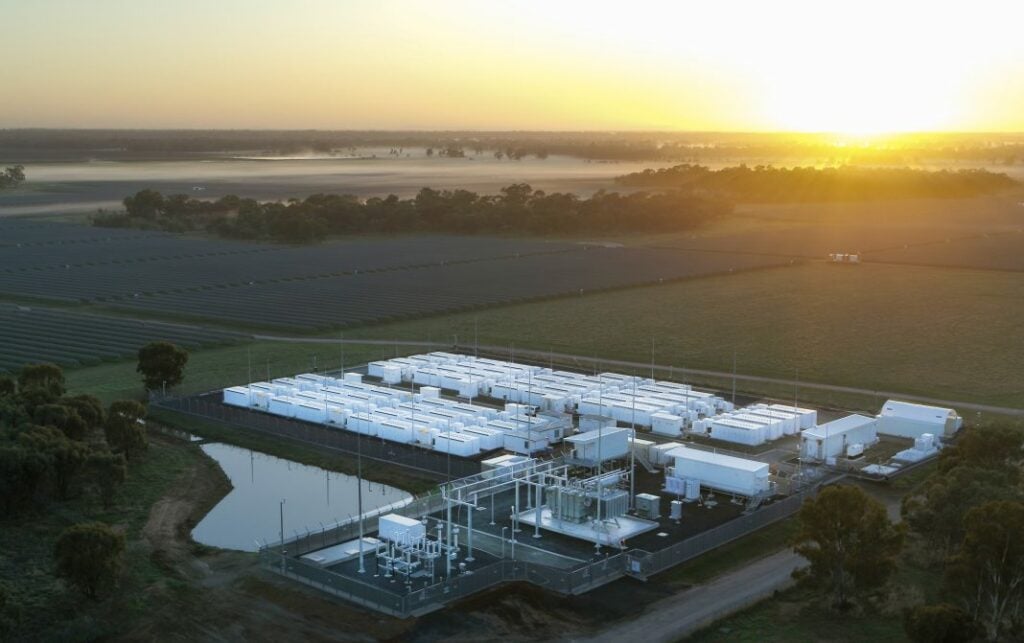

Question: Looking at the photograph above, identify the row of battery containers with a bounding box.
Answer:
[368,353,543,397]
[577,387,731,432]
[369,353,647,414]
[223,377,562,457]
[688,404,819,446]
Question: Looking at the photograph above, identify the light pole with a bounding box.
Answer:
[279,498,286,572]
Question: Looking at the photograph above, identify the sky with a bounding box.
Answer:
[1,0,1022,133]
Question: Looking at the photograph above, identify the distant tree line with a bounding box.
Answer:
[0,165,25,189]
[615,164,1017,202]
[93,184,730,244]
[4,130,1024,164]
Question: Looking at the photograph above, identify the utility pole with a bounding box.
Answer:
[731,347,737,405]
[279,499,286,572]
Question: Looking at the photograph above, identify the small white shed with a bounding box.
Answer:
[801,414,878,461]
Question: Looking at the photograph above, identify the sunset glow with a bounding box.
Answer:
[0,0,1021,132]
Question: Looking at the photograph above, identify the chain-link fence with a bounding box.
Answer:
[259,484,821,617]
[154,394,483,479]
[626,488,813,579]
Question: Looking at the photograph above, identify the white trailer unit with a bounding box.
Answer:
[378,514,426,544]
[651,412,684,437]
[223,386,251,408]
[668,447,771,497]
[801,414,878,461]
[433,432,481,457]
[629,436,656,461]
[877,400,962,439]
[708,418,767,446]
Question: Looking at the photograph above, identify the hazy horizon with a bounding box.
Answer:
[2,0,1022,134]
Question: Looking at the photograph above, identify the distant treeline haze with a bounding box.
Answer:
[94,185,729,243]
[616,164,1017,202]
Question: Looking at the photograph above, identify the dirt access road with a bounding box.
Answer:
[573,550,806,643]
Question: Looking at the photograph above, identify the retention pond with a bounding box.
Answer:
[192,442,413,551]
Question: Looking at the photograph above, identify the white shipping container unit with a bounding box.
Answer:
[459,426,504,451]
[742,406,800,435]
[579,414,617,432]
[801,414,878,461]
[708,418,767,446]
[433,432,481,457]
[668,447,771,497]
[295,401,328,424]
[378,514,426,544]
[268,397,299,418]
[502,432,549,455]
[767,404,817,430]
[379,420,415,444]
[326,406,348,426]
[223,386,251,407]
[650,412,684,437]
[729,413,785,441]
[877,400,962,439]
[650,441,684,466]
[628,436,655,460]
[565,427,631,464]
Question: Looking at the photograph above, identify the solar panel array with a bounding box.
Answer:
[0,225,577,302]
[0,304,243,373]
[0,223,790,329]
[109,247,789,329]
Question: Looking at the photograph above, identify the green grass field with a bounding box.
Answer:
[65,341,412,404]
[339,262,1024,409]
[60,261,1024,414]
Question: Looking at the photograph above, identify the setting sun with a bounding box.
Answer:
[0,0,1021,131]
